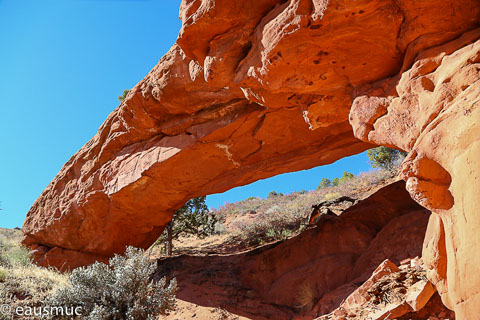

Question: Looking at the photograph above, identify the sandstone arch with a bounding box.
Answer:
[23,0,480,316]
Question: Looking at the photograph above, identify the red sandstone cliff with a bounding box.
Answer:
[22,0,480,317]
[349,29,480,318]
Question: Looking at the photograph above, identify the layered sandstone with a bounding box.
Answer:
[349,29,480,318]
[22,1,480,316]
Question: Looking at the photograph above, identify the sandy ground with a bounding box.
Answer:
[160,299,249,320]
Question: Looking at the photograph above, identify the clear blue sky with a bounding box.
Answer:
[0,0,370,229]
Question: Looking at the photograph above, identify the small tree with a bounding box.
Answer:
[339,171,354,184]
[268,191,278,198]
[117,89,130,102]
[162,197,217,256]
[367,147,407,171]
[331,177,340,186]
[317,178,331,190]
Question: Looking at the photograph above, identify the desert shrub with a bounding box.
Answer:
[3,245,31,267]
[49,246,176,320]
[0,230,32,268]
[213,221,227,234]
[323,192,341,201]
[0,267,7,282]
[268,191,285,198]
[214,166,400,249]
[229,204,304,246]
[266,228,292,241]
[117,89,130,102]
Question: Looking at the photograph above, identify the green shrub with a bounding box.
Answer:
[0,267,7,282]
[5,246,31,267]
[49,246,177,320]
[117,89,130,102]
[323,192,341,201]
[268,191,278,198]
[265,228,292,241]
[0,236,31,268]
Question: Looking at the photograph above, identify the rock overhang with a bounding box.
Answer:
[21,4,480,317]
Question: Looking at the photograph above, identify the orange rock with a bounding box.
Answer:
[155,182,430,319]
[369,303,411,320]
[405,280,436,312]
[21,6,480,313]
[350,29,480,317]
[343,259,400,310]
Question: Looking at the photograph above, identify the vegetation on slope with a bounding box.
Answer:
[0,228,68,319]
[212,168,397,248]
[0,229,176,319]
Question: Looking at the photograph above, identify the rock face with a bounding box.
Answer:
[155,181,431,319]
[349,30,480,317]
[317,259,455,320]
[22,0,480,315]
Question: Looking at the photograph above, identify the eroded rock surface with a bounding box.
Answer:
[22,0,480,271]
[155,181,431,319]
[349,29,480,318]
[317,259,455,320]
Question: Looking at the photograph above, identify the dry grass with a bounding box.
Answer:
[296,281,320,311]
[0,228,68,313]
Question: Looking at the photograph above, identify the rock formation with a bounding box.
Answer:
[155,181,432,319]
[349,29,480,318]
[317,258,455,320]
[22,0,479,317]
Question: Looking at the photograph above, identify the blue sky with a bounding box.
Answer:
[0,0,370,228]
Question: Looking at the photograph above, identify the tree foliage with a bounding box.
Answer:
[317,178,332,190]
[268,191,283,198]
[117,89,130,102]
[160,197,217,256]
[339,171,354,184]
[171,197,216,239]
[367,147,407,171]
[331,177,340,186]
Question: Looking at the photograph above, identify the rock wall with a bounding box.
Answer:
[22,0,480,316]
[349,29,480,318]
[155,181,430,319]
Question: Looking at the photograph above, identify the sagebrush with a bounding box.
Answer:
[49,246,177,320]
